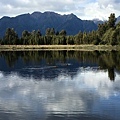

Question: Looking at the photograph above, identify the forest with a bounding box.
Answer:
[0,13,120,45]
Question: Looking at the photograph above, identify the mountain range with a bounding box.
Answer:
[0,11,120,37]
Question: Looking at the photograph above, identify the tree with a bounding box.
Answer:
[21,30,31,45]
[66,36,74,45]
[59,30,67,36]
[108,13,116,29]
[74,31,83,44]
[46,28,51,35]
[4,28,19,45]
[56,31,59,35]
[50,28,55,35]
[97,22,108,37]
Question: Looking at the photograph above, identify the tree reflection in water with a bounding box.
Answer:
[0,50,120,81]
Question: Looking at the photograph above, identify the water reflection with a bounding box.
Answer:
[0,68,120,120]
[0,50,120,81]
[0,50,120,119]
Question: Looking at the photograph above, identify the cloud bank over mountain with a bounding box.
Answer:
[0,0,119,20]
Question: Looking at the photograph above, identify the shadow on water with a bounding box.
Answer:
[46,114,113,120]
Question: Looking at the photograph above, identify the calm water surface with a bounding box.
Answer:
[0,50,120,120]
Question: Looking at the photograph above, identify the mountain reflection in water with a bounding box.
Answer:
[0,50,120,120]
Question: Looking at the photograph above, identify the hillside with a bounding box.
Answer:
[0,11,97,37]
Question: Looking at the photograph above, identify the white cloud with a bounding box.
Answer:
[84,2,114,20]
[0,0,119,20]
[83,0,120,20]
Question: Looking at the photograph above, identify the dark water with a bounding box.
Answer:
[0,50,120,120]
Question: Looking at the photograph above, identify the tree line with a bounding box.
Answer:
[0,13,120,45]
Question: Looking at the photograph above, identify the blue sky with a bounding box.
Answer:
[0,0,119,20]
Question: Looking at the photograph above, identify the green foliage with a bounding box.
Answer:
[102,28,113,44]
[99,13,120,45]
[74,31,83,44]
[3,28,19,45]
[46,28,55,36]
[108,13,116,29]
[59,30,67,36]
[66,36,74,45]
[97,22,108,37]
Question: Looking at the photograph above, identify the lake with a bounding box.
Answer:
[0,50,120,120]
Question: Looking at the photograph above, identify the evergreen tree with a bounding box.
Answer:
[46,28,51,36]
[108,13,116,29]
[21,30,31,45]
[50,28,55,35]
[98,22,108,37]
[59,30,67,36]
[74,32,83,44]
[4,28,18,45]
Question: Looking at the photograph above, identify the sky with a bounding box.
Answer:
[0,0,120,20]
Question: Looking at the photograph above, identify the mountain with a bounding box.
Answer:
[116,16,120,24]
[92,19,104,25]
[0,11,98,37]
[93,16,120,25]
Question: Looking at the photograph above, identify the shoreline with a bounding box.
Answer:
[0,45,120,51]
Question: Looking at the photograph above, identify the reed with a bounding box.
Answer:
[0,45,119,51]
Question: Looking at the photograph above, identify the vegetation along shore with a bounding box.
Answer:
[0,45,120,51]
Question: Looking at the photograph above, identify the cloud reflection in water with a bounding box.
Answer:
[0,68,120,119]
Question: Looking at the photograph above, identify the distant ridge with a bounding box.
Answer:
[116,16,120,24]
[92,18,104,25]
[0,11,98,37]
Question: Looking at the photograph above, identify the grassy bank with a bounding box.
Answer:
[0,45,120,51]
